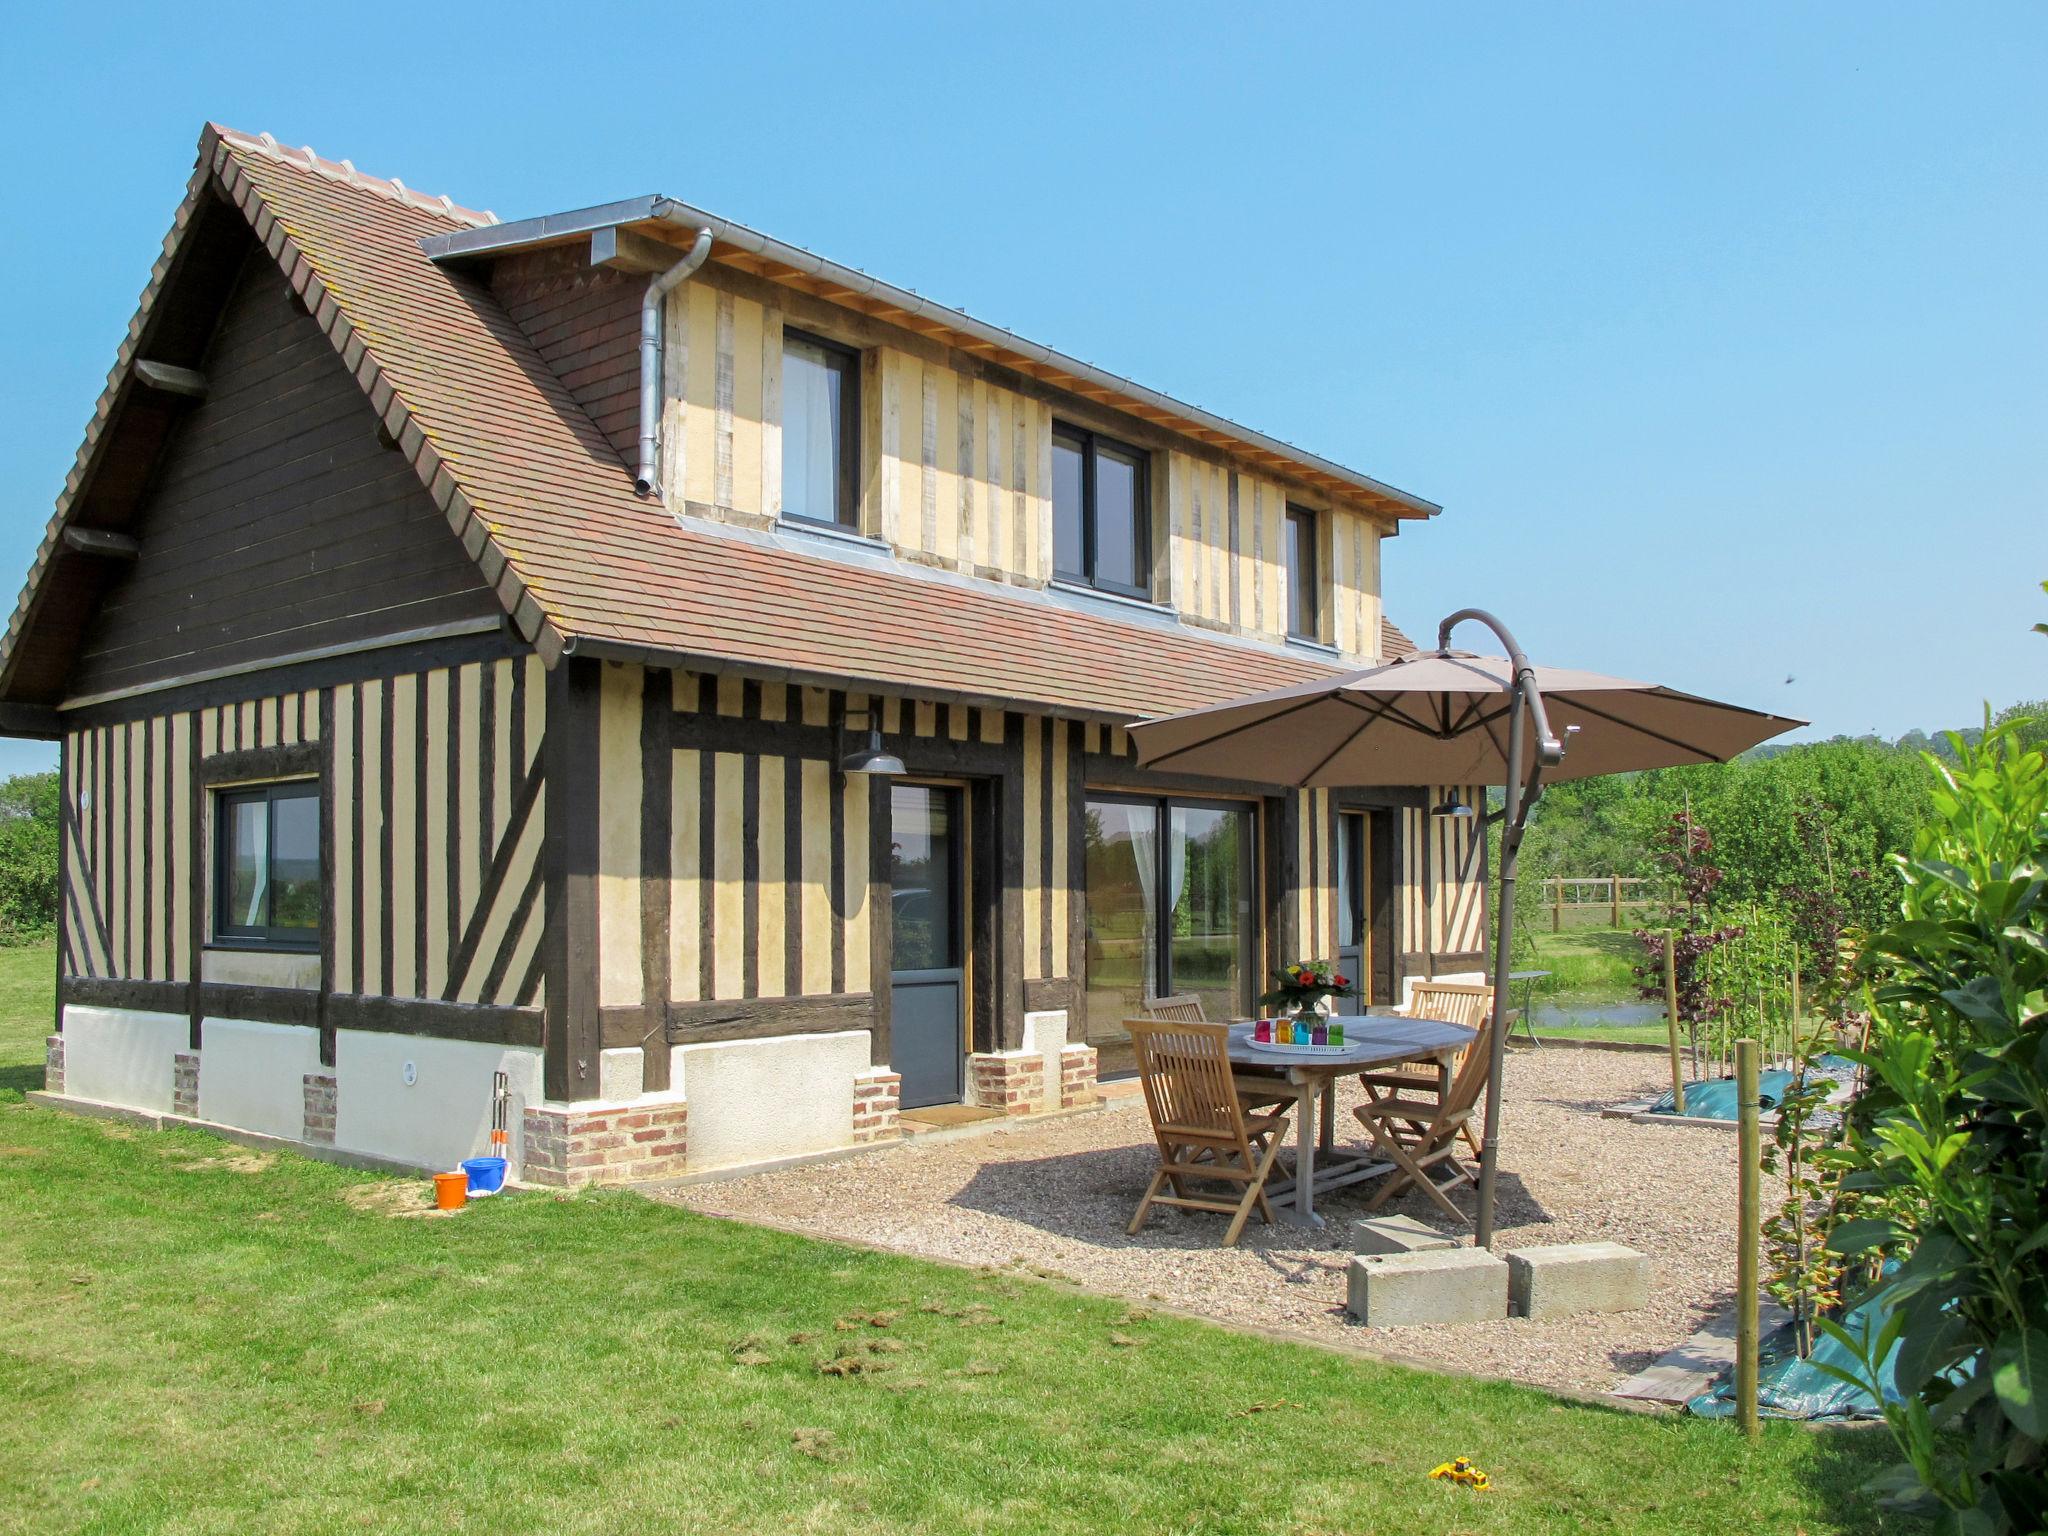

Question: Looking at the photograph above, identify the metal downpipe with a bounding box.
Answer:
[634,226,715,497]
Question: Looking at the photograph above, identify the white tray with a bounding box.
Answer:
[1243,1036,1348,1056]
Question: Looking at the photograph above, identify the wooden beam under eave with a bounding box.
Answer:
[591,225,687,275]
[131,359,206,398]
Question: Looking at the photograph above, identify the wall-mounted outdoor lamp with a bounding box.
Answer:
[838,707,906,778]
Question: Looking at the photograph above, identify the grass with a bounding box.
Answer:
[0,946,1912,1534]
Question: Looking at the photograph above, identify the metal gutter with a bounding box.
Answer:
[422,198,1440,518]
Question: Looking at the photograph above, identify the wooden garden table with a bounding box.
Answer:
[1224,1013,1478,1228]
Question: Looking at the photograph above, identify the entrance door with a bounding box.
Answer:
[890,783,965,1109]
[1335,811,1369,1009]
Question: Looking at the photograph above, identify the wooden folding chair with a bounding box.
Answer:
[1125,1018,1293,1247]
[1359,981,1493,1155]
[1353,1007,1496,1225]
[1142,993,1291,1114]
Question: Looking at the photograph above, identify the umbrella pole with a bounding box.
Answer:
[1436,610,1566,1252]
[1473,697,1543,1250]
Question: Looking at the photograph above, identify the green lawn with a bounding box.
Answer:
[0,946,1910,1534]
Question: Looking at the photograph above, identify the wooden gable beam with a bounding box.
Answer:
[131,359,207,398]
[61,526,141,560]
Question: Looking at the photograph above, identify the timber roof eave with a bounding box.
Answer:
[0,159,219,710]
[0,128,550,716]
[421,197,1441,526]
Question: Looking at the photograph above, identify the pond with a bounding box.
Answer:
[1529,999,1665,1029]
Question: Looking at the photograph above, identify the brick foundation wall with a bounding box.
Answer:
[522,1100,689,1188]
[968,1052,1046,1115]
[851,1070,901,1144]
[172,1052,200,1118]
[44,1035,63,1096]
[302,1074,337,1146]
[1058,1043,1099,1109]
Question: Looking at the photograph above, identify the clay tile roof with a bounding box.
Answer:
[5,125,1418,723]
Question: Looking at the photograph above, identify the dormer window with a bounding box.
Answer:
[1052,424,1149,600]
[1285,504,1319,641]
[781,329,859,528]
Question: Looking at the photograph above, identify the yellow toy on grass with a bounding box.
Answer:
[1428,1456,1491,1491]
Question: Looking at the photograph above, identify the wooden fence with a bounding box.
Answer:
[1540,875,1661,931]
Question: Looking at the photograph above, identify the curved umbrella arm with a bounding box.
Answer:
[1436,607,1566,767]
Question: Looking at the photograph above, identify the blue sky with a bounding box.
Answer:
[1,2,2041,779]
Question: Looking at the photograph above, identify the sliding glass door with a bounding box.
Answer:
[1082,794,1256,1078]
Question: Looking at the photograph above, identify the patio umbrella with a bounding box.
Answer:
[1128,609,1803,1247]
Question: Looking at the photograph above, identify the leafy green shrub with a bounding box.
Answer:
[0,772,57,946]
[1820,719,2046,1533]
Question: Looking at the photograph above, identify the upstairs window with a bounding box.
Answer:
[1053,425,1149,599]
[215,781,321,949]
[781,329,859,528]
[1285,504,1319,640]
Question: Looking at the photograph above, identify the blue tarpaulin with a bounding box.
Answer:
[1687,1287,1905,1421]
[1649,1069,1797,1120]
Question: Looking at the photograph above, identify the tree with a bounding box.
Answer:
[0,771,58,944]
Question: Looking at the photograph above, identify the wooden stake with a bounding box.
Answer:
[1610,874,1622,928]
[1736,1036,1762,1438]
[1552,879,1563,934]
[1664,930,1687,1115]
[1790,943,1803,1058]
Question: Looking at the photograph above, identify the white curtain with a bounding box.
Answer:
[1128,805,1160,999]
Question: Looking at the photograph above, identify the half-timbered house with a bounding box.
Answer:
[0,126,1487,1183]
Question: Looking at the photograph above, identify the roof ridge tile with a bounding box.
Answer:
[209,123,498,229]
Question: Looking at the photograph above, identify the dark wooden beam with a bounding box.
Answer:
[0,703,62,740]
[596,993,876,1049]
[131,359,207,398]
[542,658,603,1099]
[60,526,141,560]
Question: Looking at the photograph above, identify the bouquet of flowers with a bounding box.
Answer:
[1257,960,1350,1022]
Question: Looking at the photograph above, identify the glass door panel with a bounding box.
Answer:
[1083,795,1257,1079]
[1167,803,1254,1030]
[1081,799,1159,1080]
[1335,811,1368,1009]
[890,783,965,1109]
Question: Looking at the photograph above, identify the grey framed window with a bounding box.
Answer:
[1285,504,1319,640]
[781,328,860,528]
[1053,424,1149,599]
[214,781,321,949]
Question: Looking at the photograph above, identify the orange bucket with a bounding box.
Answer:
[432,1170,469,1211]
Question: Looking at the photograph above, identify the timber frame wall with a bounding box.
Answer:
[58,633,547,1061]
[57,636,1486,1108]
[547,658,1487,1102]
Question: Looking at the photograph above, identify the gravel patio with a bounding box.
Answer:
[659,1043,1741,1396]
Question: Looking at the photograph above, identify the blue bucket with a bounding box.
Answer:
[461,1155,507,1196]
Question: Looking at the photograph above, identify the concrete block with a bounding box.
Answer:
[1507,1241,1651,1320]
[598,1047,645,1103]
[1347,1248,1508,1327]
[1351,1214,1459,1256]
